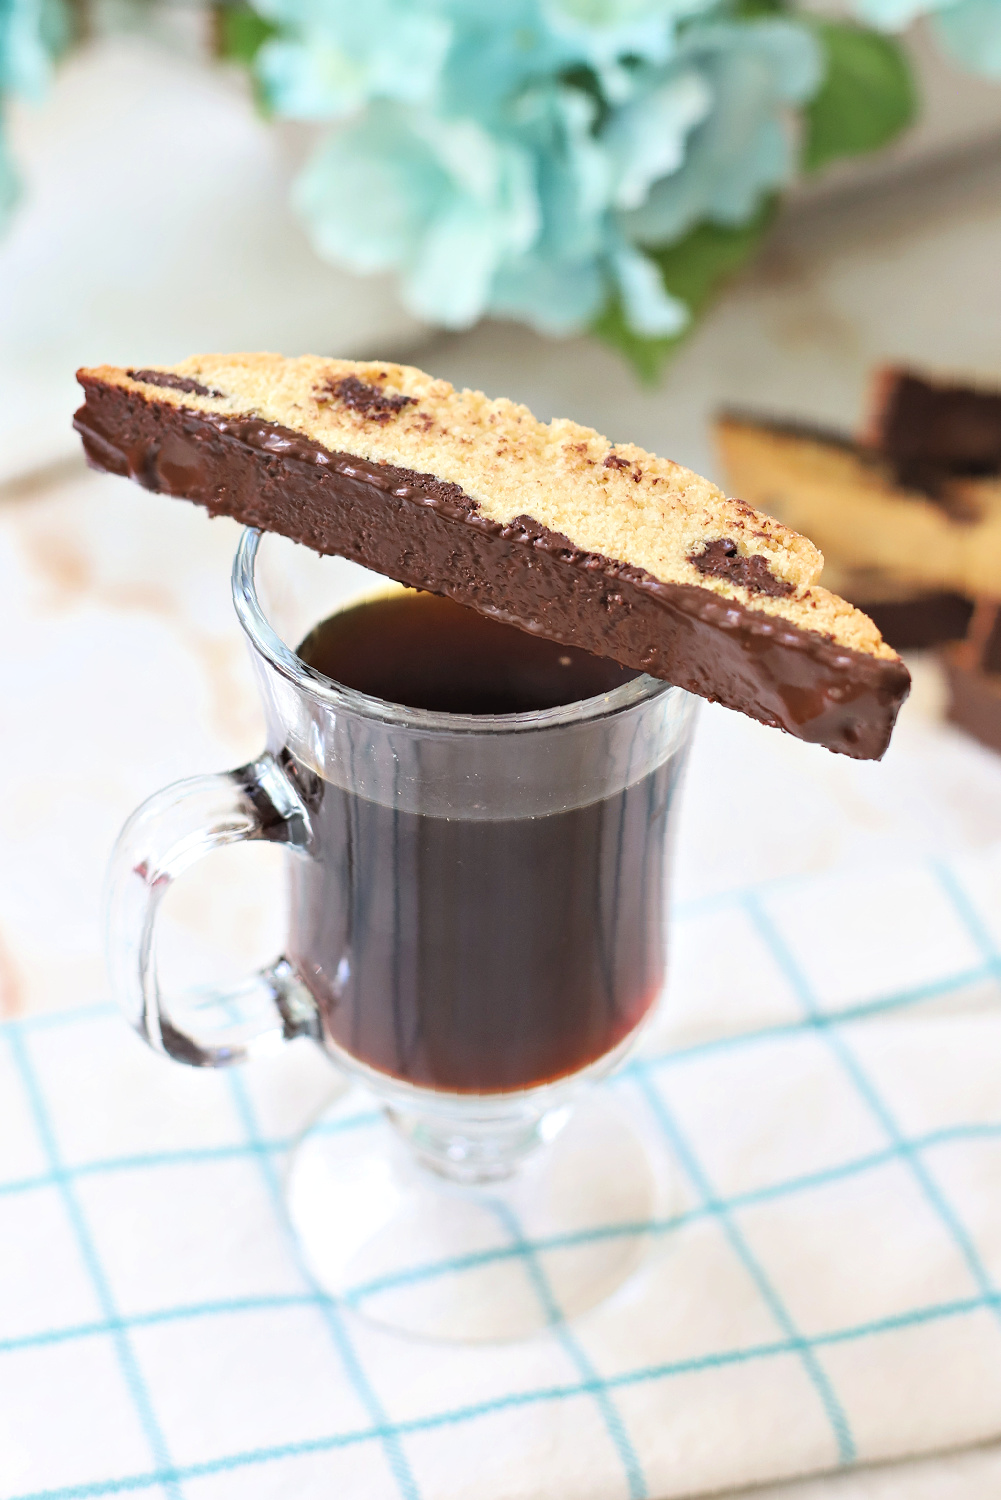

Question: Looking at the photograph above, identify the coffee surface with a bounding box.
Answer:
[297,589,638,713]
[289,591,672,1093]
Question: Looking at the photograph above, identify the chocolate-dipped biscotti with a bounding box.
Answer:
[715,411,1001,603]
[866,368,1001,490]
[74,355,909,759]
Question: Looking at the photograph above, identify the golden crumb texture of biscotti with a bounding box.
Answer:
[84,354,899,663]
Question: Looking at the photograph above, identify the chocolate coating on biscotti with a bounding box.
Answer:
[74,369,909,759]
[857,591,974,652]
[943,650,1001,754]
[870,370,1001,481]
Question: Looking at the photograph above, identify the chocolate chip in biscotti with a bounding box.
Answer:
[316,374,416,423]
[128,369,225,399]
[689,538,795,599]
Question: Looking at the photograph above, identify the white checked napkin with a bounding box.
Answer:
[4,844,1001,1500]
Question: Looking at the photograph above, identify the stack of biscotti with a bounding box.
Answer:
[73,354,910,759]
[715,367,1001,750]
[717,370,1001,646]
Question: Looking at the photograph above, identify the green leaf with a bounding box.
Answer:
[593,198,777,383]
[214,4,278,67]
[591,301,676,384]
[728,0,789,19]
[802,23,917,173]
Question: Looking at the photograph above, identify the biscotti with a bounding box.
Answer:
[866,368,1001,490]
[74,354,910,759]
[715,412,1001,603]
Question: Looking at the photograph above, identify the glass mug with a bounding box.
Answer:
[107,529,695,1339]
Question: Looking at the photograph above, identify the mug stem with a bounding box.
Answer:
[386,1100,573,1184]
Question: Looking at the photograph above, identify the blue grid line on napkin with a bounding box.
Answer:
[632,1073,857,1464]
[224,1070,421,1500]
[486,1197,647,1500]
[5,1026,181,1500]
[3,851,1001,1500]
[935,861,1001,980]
[743,885,1001,1321]
[234,1057,646,1500]
[7,1117,1001,1340]
[0,1067,996,1479]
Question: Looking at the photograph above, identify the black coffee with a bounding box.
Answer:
[296,590,636,712]
[288,592,675,1093]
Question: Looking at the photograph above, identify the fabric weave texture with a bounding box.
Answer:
[3,847,1001,1500]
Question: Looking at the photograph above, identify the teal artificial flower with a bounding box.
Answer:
[489,74,703,333]
[0,0,68,230]
[294,102,540,326]
[0,0,55,95]
[849,0,1001,75]
[934,0,1001,75]
[487,83,610,331]
[624,19,822,245]
[251,0,717,124]
[541,0,688,101]
[254,0,451,118]
[292,52,700,336]
[1,0,63,96]
[603,68,711,209]
[287,8,824,339]
[255,0,802,335]
[433,0,569,125]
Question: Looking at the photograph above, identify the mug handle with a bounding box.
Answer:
[105,751,319,1067]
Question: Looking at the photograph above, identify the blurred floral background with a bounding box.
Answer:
[2,0,1000,382]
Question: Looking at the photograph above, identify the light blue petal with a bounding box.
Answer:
[544,7,674,67]
[490,252,607,332]
[0,0,62,97]
[934,0,1001,74]
[702,115,791,223]
[604,68,711,209]
[408,112,539,250]
[612,241,688,334]
[404,200,512,326]
[512,84,612,259]
[257,39,372,117]
[717,17,824,103]
[401,125,539,325]
[540,0,684,103]
[542,0,719,73]
[849,0,934,29]
[293,107,449,271]
[255,0,449,119]
[293,102,540,328]
[556,88,612,224]
[437,0,566,122]
[624,20,821,243]
[549,0,677,21]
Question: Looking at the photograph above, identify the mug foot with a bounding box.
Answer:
[285,1086,670,1343]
